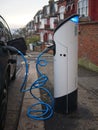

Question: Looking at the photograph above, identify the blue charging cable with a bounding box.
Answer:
[26,49,54,120]
[6,46,54,120]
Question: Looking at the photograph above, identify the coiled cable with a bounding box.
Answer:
[27,49,54,120]
[6,46,54,120]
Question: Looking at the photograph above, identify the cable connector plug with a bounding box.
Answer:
[43,41,56,56]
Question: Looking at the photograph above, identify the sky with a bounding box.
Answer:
[0,0,49,29]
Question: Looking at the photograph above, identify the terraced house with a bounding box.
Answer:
[31,0,98,70]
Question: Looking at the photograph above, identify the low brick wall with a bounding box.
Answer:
[78,22,98,66]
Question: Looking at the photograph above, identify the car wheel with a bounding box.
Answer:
[0,73,8,130]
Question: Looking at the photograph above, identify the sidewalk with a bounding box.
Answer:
[17,61,45,130]
[78,66,98,96]
[17,51,98,130]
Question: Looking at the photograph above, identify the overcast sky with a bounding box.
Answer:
[1,0,49,29]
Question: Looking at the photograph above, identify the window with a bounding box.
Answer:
[59,6,65,13]
[78,0,88,17]
[47,6,50,15]
[59,6,65,20]
[48,33,53,41]
[54,3,58,12]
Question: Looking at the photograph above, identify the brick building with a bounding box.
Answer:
[31,0,98,70]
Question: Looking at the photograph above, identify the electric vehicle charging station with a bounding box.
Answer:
[53,14,79,114]
[6,14,79,120]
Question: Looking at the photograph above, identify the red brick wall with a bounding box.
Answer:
[78,22,98,66]
[89,0,98,21]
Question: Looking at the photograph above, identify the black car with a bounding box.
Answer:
[0,15,27,129]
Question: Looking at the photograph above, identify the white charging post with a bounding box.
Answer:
[53,14,79,114]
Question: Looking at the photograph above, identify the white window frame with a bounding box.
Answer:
[50,17,57,29]
[47,6,50,15]
[59,6,65,20]
[48,33,53,41]
[77,0,88,17]
[40,32,44,42]
[54,3,58,12]
[40,18,47,29]
[39,14,42,22]
[59,6,65,14]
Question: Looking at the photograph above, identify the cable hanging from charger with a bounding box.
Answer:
[27,48,54,120]
[5,45,54,120]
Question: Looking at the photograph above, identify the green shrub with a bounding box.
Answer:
[78,58,98,72]
[26,35,40,45]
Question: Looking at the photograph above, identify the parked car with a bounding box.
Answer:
[0,15,27,129]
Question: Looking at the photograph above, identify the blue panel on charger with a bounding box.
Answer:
[70,16,79,23]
